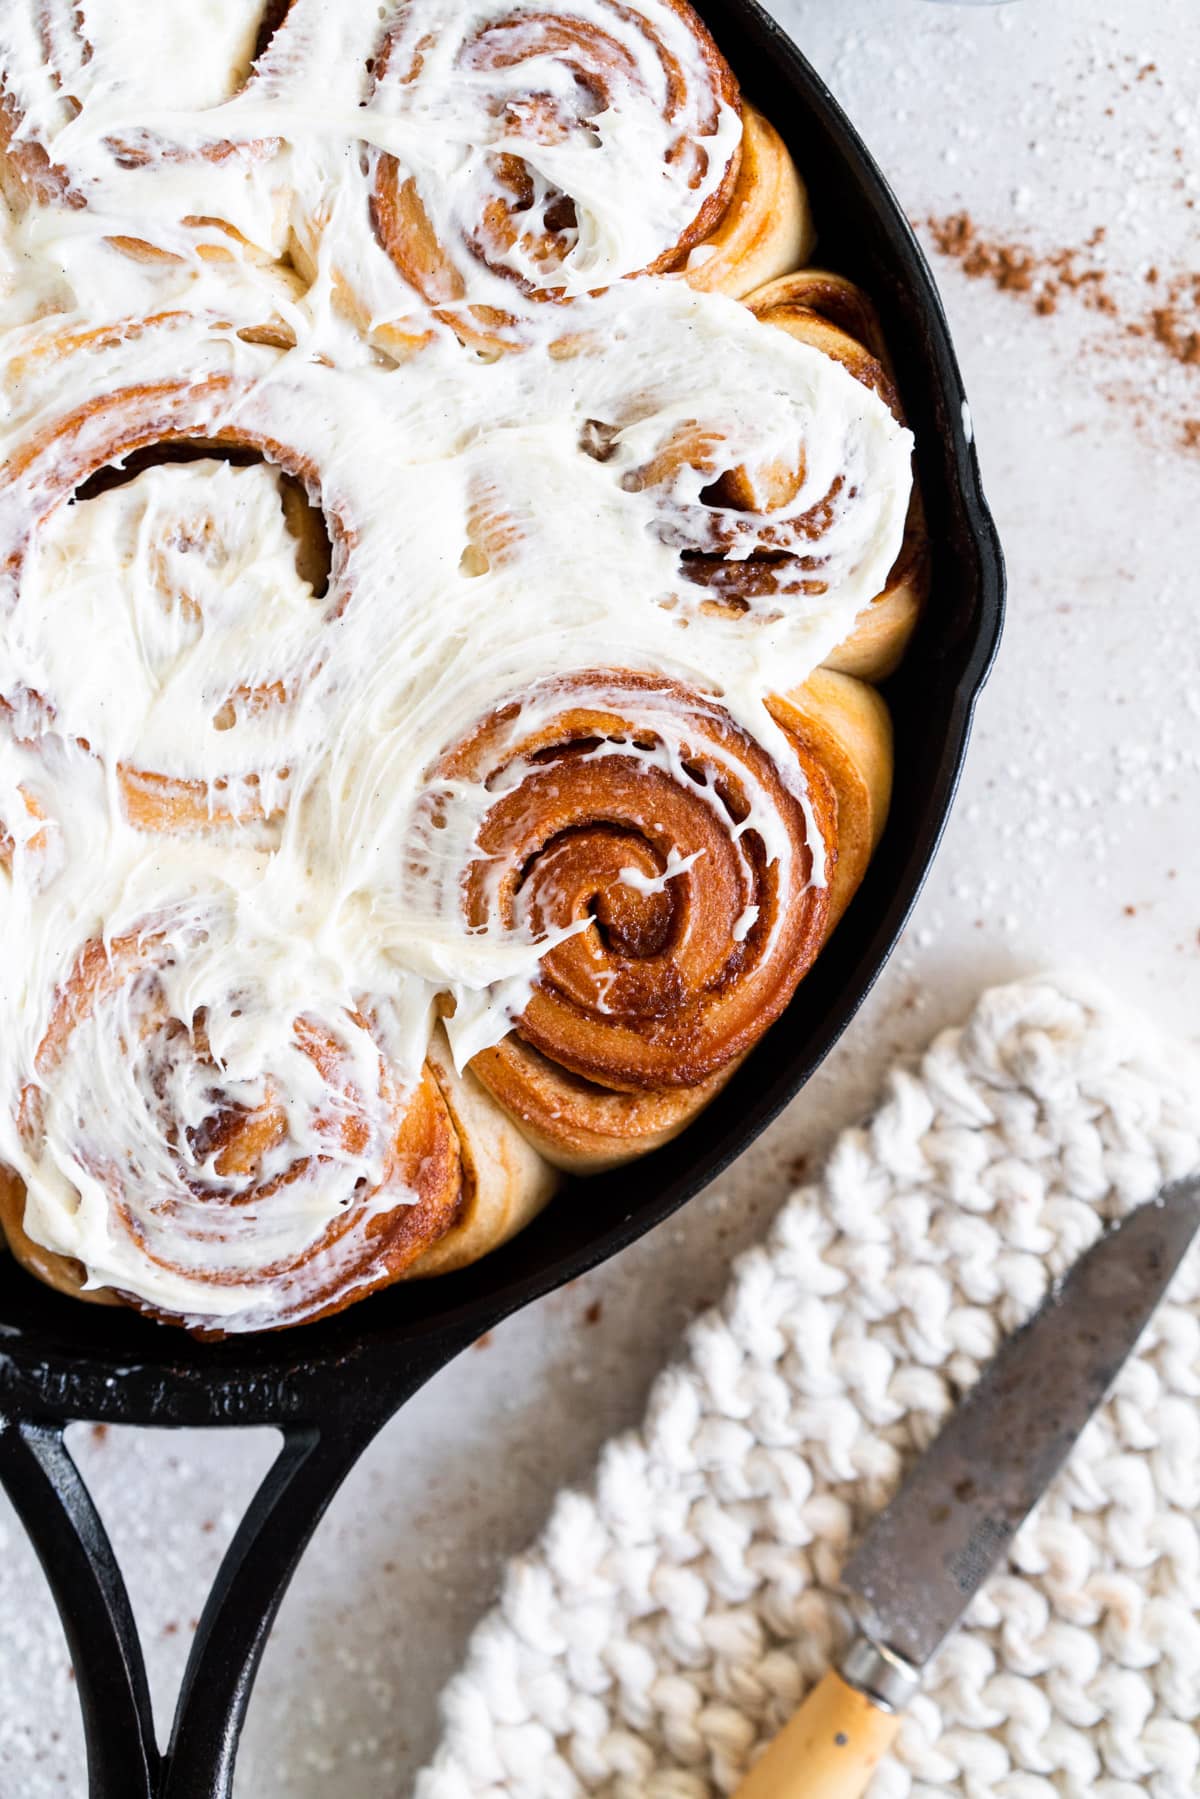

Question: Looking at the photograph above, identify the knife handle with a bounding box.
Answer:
[732,1670,901,1799]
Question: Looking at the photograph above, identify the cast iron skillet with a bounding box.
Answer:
[0,5,1004,1794]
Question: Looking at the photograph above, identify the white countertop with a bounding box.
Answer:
[4,2,1200,1791]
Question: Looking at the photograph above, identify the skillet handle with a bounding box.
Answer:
[161,1417,384,1799]
[0,1407,394,1799]
[0,1419,159,1795]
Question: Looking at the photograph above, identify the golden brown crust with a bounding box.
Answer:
[469,1035,738,1172]
[769,668,893,935]
[409,1025,559,1269]
[683,104,814,300]
[821,487,929,682]
[747,269,890,355]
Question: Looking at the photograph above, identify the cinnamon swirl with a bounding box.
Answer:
[416,668,889,1171]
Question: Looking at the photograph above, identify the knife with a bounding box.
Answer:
[733,1177,1200,1799]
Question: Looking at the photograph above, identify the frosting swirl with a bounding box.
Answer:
[368,0,741,322]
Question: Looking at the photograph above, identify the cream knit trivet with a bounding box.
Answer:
[417,976,1200,1799]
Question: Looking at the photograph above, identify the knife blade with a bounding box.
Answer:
[733,1177,1200,1799]
[839,1177,1200,1684]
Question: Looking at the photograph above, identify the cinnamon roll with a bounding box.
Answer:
[417,668,889,1170]
[0,904,560,1332]
[365,0,739,348]
[0,315,344,833]
[2,899,465,1332]
[572,279,915,678]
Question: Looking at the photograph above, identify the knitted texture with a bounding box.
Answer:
[417,976,1200,1799]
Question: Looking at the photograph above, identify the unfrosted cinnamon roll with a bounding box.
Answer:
[415,668,892,1170]
[745,269,931,680]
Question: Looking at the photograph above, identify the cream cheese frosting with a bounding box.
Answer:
[0,0,914,1328]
